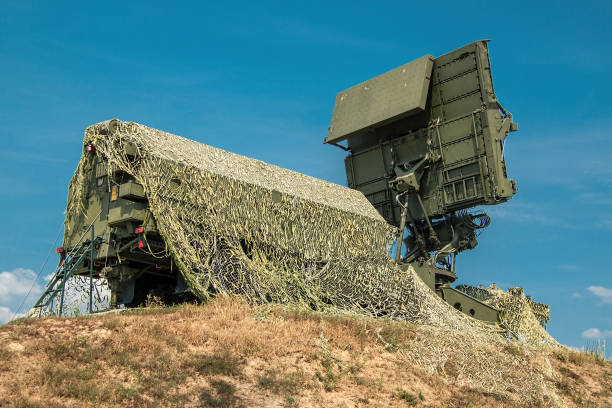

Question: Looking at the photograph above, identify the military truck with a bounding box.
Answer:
[34,40,535,324]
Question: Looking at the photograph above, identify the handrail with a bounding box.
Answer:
[32,212,101,316]
[35,244,89,309]
[61,210,102,265]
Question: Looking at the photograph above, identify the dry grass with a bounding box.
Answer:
[1,296,611,407]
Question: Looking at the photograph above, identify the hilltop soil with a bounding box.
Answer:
[0,297,610,408]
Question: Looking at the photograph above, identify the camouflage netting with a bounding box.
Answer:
[457,284,555,344]
[63,119,555,344]
[29,276,110,318]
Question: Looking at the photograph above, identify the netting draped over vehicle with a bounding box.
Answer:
[63,119,556,343]
[485,286,554,343]
[456,285,555,344]
[31,276,110,318]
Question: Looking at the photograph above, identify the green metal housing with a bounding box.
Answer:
[326,40,519,322]
[328,40,517,225]
[61,153,178,307]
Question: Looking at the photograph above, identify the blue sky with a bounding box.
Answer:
[1,1,611,348]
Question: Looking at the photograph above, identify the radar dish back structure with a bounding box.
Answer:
[326,40,518,319]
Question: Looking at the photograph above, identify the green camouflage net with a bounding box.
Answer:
[457,285,555,344]
[63,119,555,343]
[30,276,110,318]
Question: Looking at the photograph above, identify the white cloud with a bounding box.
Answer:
[587,286,612,304]
[0,306,21,325]
[0,267,111,319]
[571,292,582,298]
[0,268,41,303]
[582,328,604,339]
[582,328,612,339]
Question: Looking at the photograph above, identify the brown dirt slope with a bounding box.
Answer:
[0,297,610,408]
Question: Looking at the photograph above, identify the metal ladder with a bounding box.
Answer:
[32,224,100,316]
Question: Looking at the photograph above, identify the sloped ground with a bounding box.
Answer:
[0,297,610,408]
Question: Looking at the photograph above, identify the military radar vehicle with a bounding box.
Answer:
[325,39,517,321]
[33,40,536,325]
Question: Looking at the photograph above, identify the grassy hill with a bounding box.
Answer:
[0,297,610,407]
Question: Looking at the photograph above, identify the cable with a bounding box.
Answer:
[12,221,63,320]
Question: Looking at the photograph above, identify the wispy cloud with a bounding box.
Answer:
[577,191,612,206]
[273,19,401,52]
[0,150,68,165]
[597,217,612,230]
[486,196,612,232]
[508,125,612,190]
[559,264,582,271]
[587,286,612,304]
[0,268,41,302]
[485,201,574,229]
[0,306,17,325]
[0,268,44,323]
[582,328,612,339]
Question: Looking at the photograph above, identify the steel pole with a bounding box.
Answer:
[394,193,408,263]
[89,225,94,313]
[59,273,66,317]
